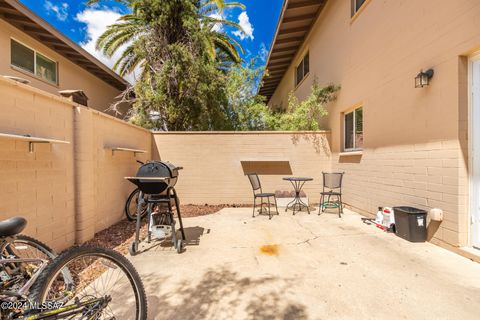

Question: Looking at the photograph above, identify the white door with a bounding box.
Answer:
[471,59,480,248]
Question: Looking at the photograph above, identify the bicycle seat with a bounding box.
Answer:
[0,217,27,237]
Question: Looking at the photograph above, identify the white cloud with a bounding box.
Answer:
[233,11,254,41]
[76,9,137,84]
[44,1,69,21]
[208,12,224,32]
[259,42,268,62]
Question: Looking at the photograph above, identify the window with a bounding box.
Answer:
[295,52,309,86]
[10,39,57,84]
[344,106,363,151]
[351,0,367,17]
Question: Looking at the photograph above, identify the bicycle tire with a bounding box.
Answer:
[6,234,57,259]
[29,245,148,319]
[125,188,148,221]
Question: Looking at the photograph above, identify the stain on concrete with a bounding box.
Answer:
[260,244,280,256]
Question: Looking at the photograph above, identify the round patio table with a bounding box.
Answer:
[283,177,313,215]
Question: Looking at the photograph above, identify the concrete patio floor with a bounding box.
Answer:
[129,208,480,320]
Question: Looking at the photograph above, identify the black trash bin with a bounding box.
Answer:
[393,206,427,242]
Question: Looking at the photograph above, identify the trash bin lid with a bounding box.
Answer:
[393,206,427,215]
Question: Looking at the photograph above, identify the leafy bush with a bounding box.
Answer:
[266,81,340,131]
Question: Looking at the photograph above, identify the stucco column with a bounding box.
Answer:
[73,106,96,243]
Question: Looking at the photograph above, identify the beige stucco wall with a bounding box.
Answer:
[153,132,332,205]
[0,77,150,250]
[0,20,124,116]
[268,0,476,247]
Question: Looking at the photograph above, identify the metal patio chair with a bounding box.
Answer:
[246,173,279,219]
[319,172,344,217]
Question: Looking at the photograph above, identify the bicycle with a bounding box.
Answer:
[0,217,148,319]
[125,160,148,221]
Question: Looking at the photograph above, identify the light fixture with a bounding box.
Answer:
[415,69,434,88]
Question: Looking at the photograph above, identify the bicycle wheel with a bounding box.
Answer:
[29,245,148,319]
[3,234,57,260]
[2,235,57,291]
[125,188,148,221]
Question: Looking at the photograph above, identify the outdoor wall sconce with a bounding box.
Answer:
[415,69,434,88]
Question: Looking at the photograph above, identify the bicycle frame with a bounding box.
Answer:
[23,296,110,320]
[0,234,50,300]
[0,257,49,299]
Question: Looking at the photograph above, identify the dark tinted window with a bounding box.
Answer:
[36,53,57,84]
[10,39,58,84]
[11,40,34,73]
[356,0,366,11]
[344,106,363,150]
[344,112,354,150]
[355,107,363,149]
[295,52,309,86]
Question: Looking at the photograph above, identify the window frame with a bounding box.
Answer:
[343,104,363,152]
[295,52,309,87]
[351,0,371,21]
[10,38,58,86]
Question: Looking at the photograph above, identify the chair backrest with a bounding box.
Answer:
[246,173,262,192]
[322,172,344,190]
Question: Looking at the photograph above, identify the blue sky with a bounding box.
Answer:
[19,0,283,80]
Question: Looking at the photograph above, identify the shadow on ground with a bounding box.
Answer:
[143,267,308,320]
[137,226,207,253]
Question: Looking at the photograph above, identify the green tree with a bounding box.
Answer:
[89,0,247,130]
[267,80,340,131]
[89,0,245,77]
[224,59,271,130]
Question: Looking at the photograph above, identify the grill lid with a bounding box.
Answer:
[136,161,181,178]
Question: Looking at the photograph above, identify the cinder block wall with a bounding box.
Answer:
[92,112,150,234]
[0,77,150,250]
[0,78,76,250]
[152,132,332,205]
[332,142,468,247]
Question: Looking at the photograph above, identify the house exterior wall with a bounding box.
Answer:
[0,77,150,251]
[152,132,332,205]
[0,20,124,116]
[267,0,477,247]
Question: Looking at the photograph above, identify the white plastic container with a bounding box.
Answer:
[382,207,395,228]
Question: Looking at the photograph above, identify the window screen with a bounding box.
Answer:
[11,40,34,73]
[344,106,363,150]
[36,53,57,84]
[344,112,354,150]
[355,107,363,149]
[355,0,366,11]
[352,0,368,16]
[295,52,309,86]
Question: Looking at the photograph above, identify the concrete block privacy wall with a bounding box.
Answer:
[152,132,332,205]
[0,77,150,250]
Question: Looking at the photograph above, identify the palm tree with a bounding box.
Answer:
[87,0,246,78]
[200,1,245,65]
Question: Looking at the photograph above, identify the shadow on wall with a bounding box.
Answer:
[144,267,308,320]
[290,132,331,155]
[241,161,293,175]
[427,220,441,241]
[338,154,362,164]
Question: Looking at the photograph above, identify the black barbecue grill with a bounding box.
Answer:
[128,161,182,194]
[125,160,185,255]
